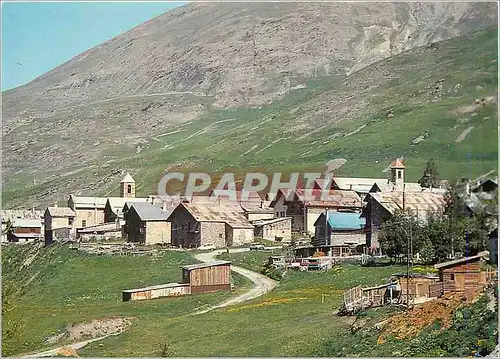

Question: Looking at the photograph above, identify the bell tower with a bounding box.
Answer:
[120,172,136,198]
[389,158,405,189]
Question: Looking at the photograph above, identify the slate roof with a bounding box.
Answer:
[362,191,447,220]
[45,207,76,217]
[174,202,254,229]
[181,260,231,270]
[279,188,362,208]
[129,203,170,221]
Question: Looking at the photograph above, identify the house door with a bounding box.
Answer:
[454,273,466,291]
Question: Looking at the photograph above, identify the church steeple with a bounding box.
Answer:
[389,158,405,189]
[120,172,136,198]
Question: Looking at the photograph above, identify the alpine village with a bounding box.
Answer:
[2,2,499,358]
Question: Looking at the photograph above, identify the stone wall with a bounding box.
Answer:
[200,222,226,247]
[75,208,105,228]
[231,227,254,246]
[256,218,291,242]
[146,221,171,245]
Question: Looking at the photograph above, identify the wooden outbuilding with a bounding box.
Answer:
[434,251,494,294]
[181,260,231,294]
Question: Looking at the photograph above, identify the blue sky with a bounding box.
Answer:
[1,1,185,91]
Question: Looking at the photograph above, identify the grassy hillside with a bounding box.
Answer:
[3,28,497,207]
[1,245,250,356]
[3,247,496,357]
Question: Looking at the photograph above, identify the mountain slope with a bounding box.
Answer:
[1,3,498,208]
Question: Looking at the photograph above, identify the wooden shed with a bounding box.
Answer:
[434,251,494,294]
[182,260,231,294]
[395,274,440,304]
[122,283,190,301]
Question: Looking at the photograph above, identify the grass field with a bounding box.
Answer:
[3,246,496,357]
[1,244,251,356]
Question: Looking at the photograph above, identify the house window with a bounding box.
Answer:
[82,220,87,227]
[450,273,455,280]
[127,184,132,194]
[397,171,402,179]
[219,233,223,239]
[140,227,145,234]
[69,218,74,226]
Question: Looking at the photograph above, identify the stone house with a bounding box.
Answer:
[361,191,447,255]
[313,211,366,257]
[7,219,43,243]
[68,195,108,229]
[44,205,76,245]
[270,188,362,235]
[124,203,171,245]
[168,200,254,248]
[253,217,292,242]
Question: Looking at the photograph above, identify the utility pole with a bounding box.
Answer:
[406,215,410,308]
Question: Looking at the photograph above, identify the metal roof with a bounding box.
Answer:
[177,202,254,229]
[129,203,171,221]
[121,173,135,183]
[434,251,489,269]
[181,260,231,271]
[326,212,365,230]
[12,219,42,228]
[45,207,76,217]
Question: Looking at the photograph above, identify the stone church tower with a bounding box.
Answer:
[120,173,136,198]
[389,158,405,189]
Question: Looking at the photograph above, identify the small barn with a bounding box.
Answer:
[394,273,441,304]
[434,251,495,294]
[182,260,231,294]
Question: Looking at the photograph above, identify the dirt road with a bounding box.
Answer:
[190,248,277,314]
[21,248,277,357]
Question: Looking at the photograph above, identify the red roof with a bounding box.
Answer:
[390,158,405,168]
